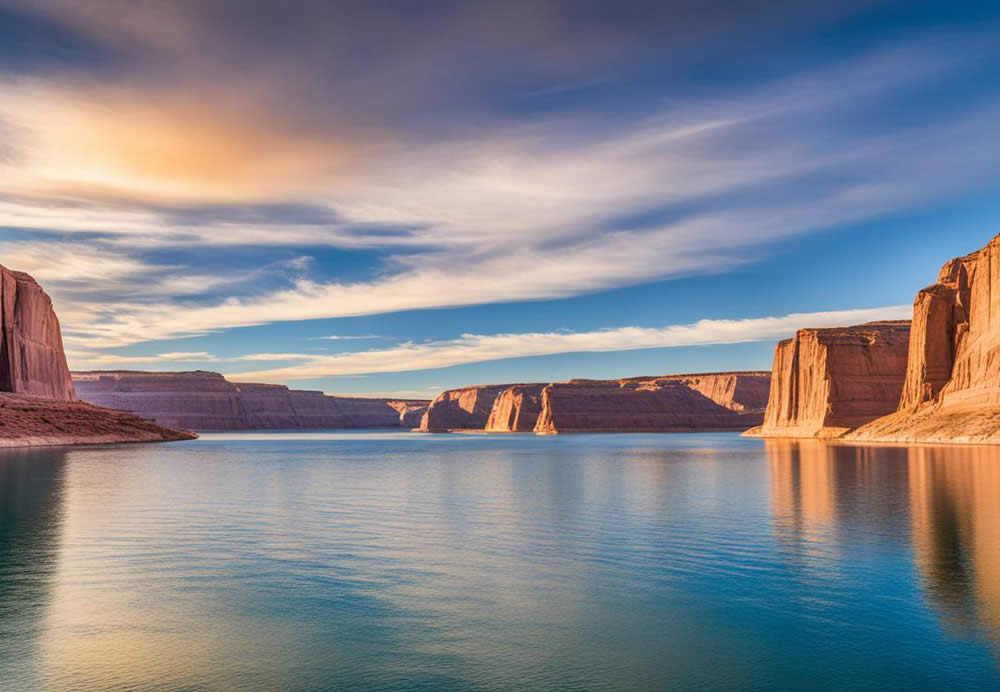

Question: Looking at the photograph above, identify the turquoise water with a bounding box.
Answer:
[2,431,1000,691]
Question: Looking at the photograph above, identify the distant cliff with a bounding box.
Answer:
[72,371,429,432]
[419,384,526,432]
[745,322,911,439]
[534,372,770,434]
[484,384,547,432]
[420,372,770,434]
[0,266,75,401]
[848,233,1000,444]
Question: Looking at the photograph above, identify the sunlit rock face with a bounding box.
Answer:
[484,385,547,432]
[849,233,1000,444]
[746,323,910,439]
[533,372,771,434]
[419,384,526,432]
[0,266,75,401]
[73,371,429,431]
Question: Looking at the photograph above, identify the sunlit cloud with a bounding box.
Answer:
[225,305,912,380]
[0,1,996,385]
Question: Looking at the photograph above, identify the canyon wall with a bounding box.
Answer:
[745,322,910,439]
[73,371,429,431]
[848,233,1000,444]
[419,384,525,431]
[484,384,547,432]
[0,266,75,401]
[533,372,771,434]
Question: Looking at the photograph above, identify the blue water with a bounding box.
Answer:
[2,431,1000,691]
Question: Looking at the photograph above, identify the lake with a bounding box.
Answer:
[2,431,1000,691]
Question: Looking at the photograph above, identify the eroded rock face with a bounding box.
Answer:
[484,384,547,432]
[0,266,75,401]
[745,322,911,439]
[73,371,429,431]
[419,384,529,431]
[388,400,428,428]
[533,372,770,434]
[849,233,1000,444]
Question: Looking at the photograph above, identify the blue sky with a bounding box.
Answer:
[1,1,999,397]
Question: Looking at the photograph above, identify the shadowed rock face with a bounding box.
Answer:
[484,384,547,432]
[73,371,429,431]
[533,372,771,434]
[0,266,75,401]
[849,233,1000,444]
[746,322,910,439]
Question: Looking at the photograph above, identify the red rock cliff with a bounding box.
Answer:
[419,384,534,432]
[484,384,547,432]
[533,372,770,434]
[849,233,1000,444]
[0,266,75,401]
[73,371,429,431]
[745,322,911,439]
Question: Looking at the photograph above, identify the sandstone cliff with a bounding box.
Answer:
[848,233,1000,444]
[533,372,770,434]
[0,266,75,401]
[73,371,430,431]
[418,384,525,432]
[745,322,910,439]
[484,384,547,432]
[74,371,250,430]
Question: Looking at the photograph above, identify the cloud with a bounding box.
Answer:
[322,335,383,341]
[225,305,912,380]
[68,350,218,369]
[0,3,996,359]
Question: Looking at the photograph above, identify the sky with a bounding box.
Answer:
[1,0,999,398]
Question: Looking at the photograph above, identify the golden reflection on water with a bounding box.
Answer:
[765,440,1000,642]
[908,446,1000,635]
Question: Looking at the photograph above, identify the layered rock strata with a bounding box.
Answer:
[0,266,75,401]
[745,322,910,439]
[533,372,771,434]
[848,233,1000,444]
[0,392,195,448]
[73,371,429,431]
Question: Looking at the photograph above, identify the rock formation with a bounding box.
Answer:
[74,371,251,430]
[484,384,547,432]
[745,322,910,439]
[0,266,75,401]
[0,392,195,447]
[533,372,771,434]
[848,233,1000,444]
[418,384,525,432]
[72,371,430,432]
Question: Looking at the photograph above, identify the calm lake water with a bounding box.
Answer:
[2,431,1000,691]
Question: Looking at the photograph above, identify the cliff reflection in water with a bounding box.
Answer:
[0,448,68,689]
[766,439,1000,644]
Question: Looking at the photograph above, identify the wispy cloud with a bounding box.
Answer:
[68,350,218,369]
[225,305,911,380]
[0,3,994,367]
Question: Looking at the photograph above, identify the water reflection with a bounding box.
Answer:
[0,448,68,689]
[908,446,1000,637]
[765,440,1000,645]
